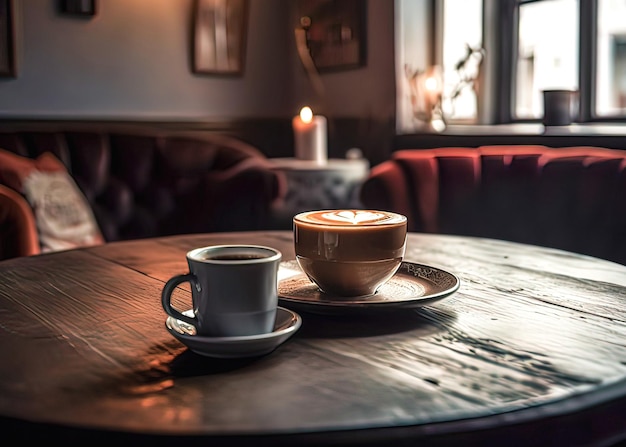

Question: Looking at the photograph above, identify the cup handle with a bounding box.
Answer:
[161,273,197,327]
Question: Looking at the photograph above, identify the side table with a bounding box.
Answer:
[268,157,370,228]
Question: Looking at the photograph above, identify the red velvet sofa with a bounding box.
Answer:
[360,145,626,266]
[0,123,285,261]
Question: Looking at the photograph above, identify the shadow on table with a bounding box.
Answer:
[292,306,457,339]
[159,307,457,376]
[89,306,457,399]
[168,349,261,375]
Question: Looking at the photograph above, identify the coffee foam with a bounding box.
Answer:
[295,210,406,227]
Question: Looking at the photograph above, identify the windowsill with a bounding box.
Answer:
[393,122,626,151]
[405,123,626,137]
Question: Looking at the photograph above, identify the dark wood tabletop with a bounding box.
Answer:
[1,231,626,446]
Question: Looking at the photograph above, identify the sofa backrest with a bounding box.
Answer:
[360,145,626,265]
[0,184,40,258]
[0,126,285,259]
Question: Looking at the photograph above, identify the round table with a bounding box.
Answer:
[0,231,625,446]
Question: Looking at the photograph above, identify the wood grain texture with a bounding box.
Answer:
[0,231,625,446]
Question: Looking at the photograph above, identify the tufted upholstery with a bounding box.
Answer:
[360,145,626,265]
[0,125,285,260]
[0,184,40,258]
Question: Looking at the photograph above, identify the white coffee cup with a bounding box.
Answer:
[161,245,282,337]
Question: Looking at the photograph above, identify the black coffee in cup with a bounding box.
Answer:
[206,254,267,261]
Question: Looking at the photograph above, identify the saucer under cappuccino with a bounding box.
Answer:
[293,210,407,297]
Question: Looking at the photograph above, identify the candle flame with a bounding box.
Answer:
[299,106,313,124]
[424,76,439,92]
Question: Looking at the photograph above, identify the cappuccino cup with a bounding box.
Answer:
[161,245,282,337]
[293,210,407,297]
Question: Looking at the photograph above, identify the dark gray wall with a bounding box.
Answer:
[1,0,292,118]
[291,0,397,120]
[0,0,398,122]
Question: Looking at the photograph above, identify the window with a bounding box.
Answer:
[395,0,626,128]
[441,0,483,122]
[507,0,626,122]
[514,0,579,119]
[395,0,485,131]
[596,0,626,116]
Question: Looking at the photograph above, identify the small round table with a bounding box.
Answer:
[0,231,625,446]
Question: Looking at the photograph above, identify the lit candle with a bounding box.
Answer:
[424,72,441,110]
[292,106,327,165]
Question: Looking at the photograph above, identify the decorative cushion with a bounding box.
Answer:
[0,149,104,253]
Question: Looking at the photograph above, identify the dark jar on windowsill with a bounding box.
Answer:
[542,89,579,126]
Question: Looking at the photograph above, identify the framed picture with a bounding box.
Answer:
[60,0,97,16]
[192,0,248,76]
[0,0,15,77]
[298,0,366,72]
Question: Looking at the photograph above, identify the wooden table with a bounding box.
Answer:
[1,231,626,446]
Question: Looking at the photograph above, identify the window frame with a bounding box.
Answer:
[492,0,624,123]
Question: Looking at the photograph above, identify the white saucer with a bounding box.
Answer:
[165,307,302,359]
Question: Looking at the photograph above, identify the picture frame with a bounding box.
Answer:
[298,0,366,72]
[60,0,97,16]
[192,0,249,76]
[0,0,15,77]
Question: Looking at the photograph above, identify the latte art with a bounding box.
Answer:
[297,209,405,226]
[322,210,385,224]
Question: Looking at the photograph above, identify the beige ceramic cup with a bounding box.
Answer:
[293,209,407,297]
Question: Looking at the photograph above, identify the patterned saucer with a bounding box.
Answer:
[277,260,460,314]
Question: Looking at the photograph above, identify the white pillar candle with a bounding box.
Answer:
[292,106,327,165]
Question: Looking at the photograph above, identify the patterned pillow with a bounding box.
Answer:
[0,149,104,253]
